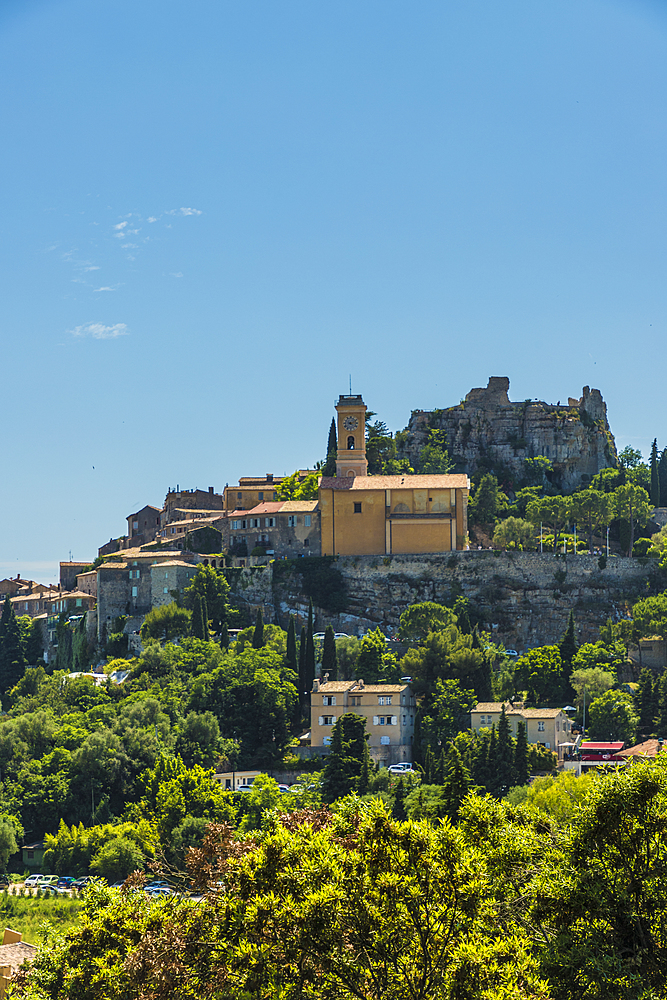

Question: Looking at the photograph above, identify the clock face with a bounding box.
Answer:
[343,416,359,431]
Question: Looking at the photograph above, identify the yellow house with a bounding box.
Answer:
[471,702,573,759]
[311,677,416,766]
[319,394,470,556]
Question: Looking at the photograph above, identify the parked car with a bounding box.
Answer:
[387,762,414,776]
[40,886,69,896]
[145,886,173,898]
[57,876,77,889]
[37,875,59,886]
[505,650,519,658]
[24,874,44,888]
[71,876,98,891]
[277,784,291,793]
[333,633,350,639]
[0,874,10,887]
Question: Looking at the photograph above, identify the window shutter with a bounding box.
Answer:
[373,716,379,725]
[391,716,397,726]
[318,716,324,726]
[332,697,336,705]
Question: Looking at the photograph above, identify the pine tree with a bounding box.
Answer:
[285,616,297,675]
[651,439,661,507]
[659,448,667,508]
[424,745,436,784]
[322,713,370,802]
[0,597,25,693]
[219,623,229,649]
[559,611,578,675]
[321,624,338,681]
[252,608,264,649]
[514,721,530,786]
[24,618,44,665]
[442,744,471,821]
[305,599,316,691]
[657,671,667,737]
[392,777,407,821]
[497,705,516,792]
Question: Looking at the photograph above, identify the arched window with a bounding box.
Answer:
[346,470,355,478]
[393,503,410,513]
[347,435,355,450]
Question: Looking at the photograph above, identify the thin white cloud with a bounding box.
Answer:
[147,217,157,223]
[94,287,115,292]
[166,207,202,216]
[72,322,129,340]
[121,243,138,249]
[113,222,127,230]
[84,265,100,272]
[171,272,183,278]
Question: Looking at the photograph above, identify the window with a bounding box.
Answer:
[374,716,396,726]
[303,539,309,547]
[265,517,275,527]
[403,715,407,725]
[347,435,355,449]
[76,598,82,607]
[304,515,311,527]
[545,742,551,749]
[131,586,138,598]
[133,521,138,530]
[288,515,297,527]
[258,492,264,501]
[380,736,390,745]
[273,492,278,500]
[354,502,362,513]
[323,696,336,706]
[556,721,560,732]
[378,696,392,706]
[237,492,242,499]
[350,696,361,706]
[321,715,334,726]
[537,721,545,732]
[163,587,168,594]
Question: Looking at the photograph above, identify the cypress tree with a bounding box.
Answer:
[321,624,338,681]
[0,597,25,693]
[514,721,530,786]
[252,608,264,649]
[659,448,667,508]
[286,616,297,674]
[485,726,500,797]
[327,417,337,457]
[322,713,369,802]
[24,618,44,665]
[497,705,516,792]
[392,777,407,821]
[191,594,209,641]
[636,668,657,733]
[442,743,471,821]
[298,625,308,711]
[559,610,578,666]
[651,439,661,507]
[219,623,229,649]
[305,599,316,691]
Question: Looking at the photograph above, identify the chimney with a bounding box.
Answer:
[323,672,329,684]
[209,486,214,494]
[267,473,273,483]
[358,678,365,689]
[313,678,320,693]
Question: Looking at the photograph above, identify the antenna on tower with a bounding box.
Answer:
[349,374,352,394]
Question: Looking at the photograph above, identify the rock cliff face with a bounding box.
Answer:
[400,377,617,492]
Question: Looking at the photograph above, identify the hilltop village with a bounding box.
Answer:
[3,377,667,997]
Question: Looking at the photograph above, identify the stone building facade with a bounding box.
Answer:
[400,376,617,492]
[229,501,321,558]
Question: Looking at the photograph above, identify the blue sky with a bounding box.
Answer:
[2,0,666,581]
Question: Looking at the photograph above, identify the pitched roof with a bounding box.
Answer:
[280,500,319,512]
[241,502,284,515]
[319,474,469,491]
[150,560,197,569]
[512,708,564,719]
[472,703,506,713]
[0,941,37,971]
[618,738,666,758]
[316,681,409,693]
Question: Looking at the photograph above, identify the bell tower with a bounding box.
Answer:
[335,394,368,478]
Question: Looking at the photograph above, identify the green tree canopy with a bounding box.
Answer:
[587,689,638,743]
[183,564,230,631]
[140,602,192,641]
[397,601,457,643]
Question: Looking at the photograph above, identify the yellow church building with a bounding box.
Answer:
[319,394,470,556]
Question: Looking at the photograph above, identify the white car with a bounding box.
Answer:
[387,762,414,775]
[24,874,44,888]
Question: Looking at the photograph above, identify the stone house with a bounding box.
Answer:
[223,472,316,512]
[59,562,92,591]
[628,637,667,672]
[76,570,97,597]
[163,486,223,519]
[0,928,37,997]
[228,501,320,558]
[125,505,162,548]
[149,560,200,608]
[471,702,573,759]
[310,678,416,767]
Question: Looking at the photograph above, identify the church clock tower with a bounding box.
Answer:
[335,394,368,478]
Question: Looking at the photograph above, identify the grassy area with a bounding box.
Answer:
[0,892,83,945]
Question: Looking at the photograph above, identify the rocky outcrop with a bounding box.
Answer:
[400,377,617,492]
[269,552,663,656]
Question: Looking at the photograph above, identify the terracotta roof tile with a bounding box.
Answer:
[319,474,470,490]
